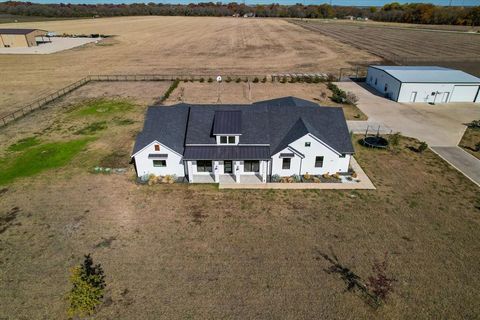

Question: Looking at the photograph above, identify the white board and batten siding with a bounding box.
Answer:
[133,141,185,177]
[271,134,351,176]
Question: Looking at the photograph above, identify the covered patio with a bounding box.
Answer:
[191,174,264,184]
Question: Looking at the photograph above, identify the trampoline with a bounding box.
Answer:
[362,136,389,149]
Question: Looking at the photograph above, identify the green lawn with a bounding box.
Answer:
[74,99,134,117]
[7,136,41,152]
[0,139,92,185]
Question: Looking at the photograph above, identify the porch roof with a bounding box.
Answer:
[183,146,270,160]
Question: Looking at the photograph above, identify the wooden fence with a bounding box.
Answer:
[0,73,332,128]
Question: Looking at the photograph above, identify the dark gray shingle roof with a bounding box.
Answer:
[132,105,189,155]
[212,110,242,135]
[132,97,354,157]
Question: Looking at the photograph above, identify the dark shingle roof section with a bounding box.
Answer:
[132,96,354,158]
[0,29,45,35]
[213,110,242,135]
[132,105,190,155]
[184,146,270,160]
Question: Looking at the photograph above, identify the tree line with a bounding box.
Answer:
[0,1,479,26]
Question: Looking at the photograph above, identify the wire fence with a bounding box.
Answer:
[0,72,335,127]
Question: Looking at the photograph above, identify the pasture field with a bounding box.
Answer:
[292,19,480,76]
[1,83,479,319]
[0,16,378,115]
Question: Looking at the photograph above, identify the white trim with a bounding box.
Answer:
[286,146,305,158]
[307,133,342,156]
[131,140,182,158]
[185,143,270,146]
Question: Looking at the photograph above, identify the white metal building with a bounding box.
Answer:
[366,66,480,103]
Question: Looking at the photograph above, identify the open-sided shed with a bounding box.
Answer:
[0,28,48,48]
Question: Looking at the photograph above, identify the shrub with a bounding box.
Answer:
[199,78,205,83]
[388,132,401,149]
[243,78,249,83]
[291,174,301,182]
[271,174,281,182]
[303,173,311,181]
[208,77,213,83]
[327,82,347,104]
[280,77,287,84]
[346,92,359,105]
[235,78,241,83]
[261,77,267,83]
[67,254,106,317]
[466,120,480,128]
[417,141,428,153]
[367,253,396,305]
[183,79,188,83]
[226,76,232,83]
[312,76,321,83]
[160,79,180,102]
[326,73,336,82]
[288,77,297,83]
[253,77,259,83]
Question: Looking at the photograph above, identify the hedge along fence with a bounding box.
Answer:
[0,72,334,127]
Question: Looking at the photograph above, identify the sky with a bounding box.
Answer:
[11,0,480,5]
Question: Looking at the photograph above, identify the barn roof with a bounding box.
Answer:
[0,28,46,35]
[370,65,480,84]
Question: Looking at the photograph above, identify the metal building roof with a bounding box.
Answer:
[212,110,242,135]
[0,28,46,35]
[370,66,480,84]
[183,146,270,160]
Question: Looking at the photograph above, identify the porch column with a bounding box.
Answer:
[235,161,240,183]
[262,160,267,183]
[187,161,194,183]
[214,161,219,183]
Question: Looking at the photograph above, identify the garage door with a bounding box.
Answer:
[450,85,479,102]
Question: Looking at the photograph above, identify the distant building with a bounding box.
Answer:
[366,66,480,103]
[0,29,48,48]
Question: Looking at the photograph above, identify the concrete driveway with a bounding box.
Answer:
[338,82,480,146]
[338,81,480,186]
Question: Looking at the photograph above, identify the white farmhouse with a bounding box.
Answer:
[131,97,354,183]
[366,66,480,103]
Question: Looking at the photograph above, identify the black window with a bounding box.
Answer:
[244,160,259,172]
[305,142,311,147]
[196,160,212,172]
[220,136,227,144]
[315,156,324,168]
[339,154,346,158]
[375,78,378,85]
[282,158,291,170]
[228,136,235,144]
[153,160,166,167]
[384,83,388,92]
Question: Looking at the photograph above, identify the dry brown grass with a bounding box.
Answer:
[0,16,378,116]
[0,85,479,319]
[459,127,480,160]
[165,81,367,120]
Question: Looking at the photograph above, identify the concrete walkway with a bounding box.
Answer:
[431,147,480,187]
[337,81,480,186]
[219,158,375,190]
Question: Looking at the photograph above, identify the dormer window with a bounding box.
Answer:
[219,136,236,144]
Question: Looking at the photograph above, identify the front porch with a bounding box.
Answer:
[191,174,264,184]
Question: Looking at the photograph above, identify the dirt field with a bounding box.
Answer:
[0,16,378,115]
[1,97,479,318]
[292,20,480,76]
[164,81,366,120]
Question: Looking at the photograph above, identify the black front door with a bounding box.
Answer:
[224,160,233,174]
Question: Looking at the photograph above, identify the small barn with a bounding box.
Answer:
[0,28,48,48]
[366,66,480,103]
